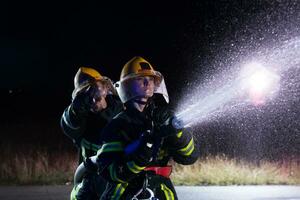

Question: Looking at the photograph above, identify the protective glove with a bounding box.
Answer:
[153,107,183,138]
[152,107,173,126]
[125,130,154,165]
[159,116,183,138]
[71,84,99,115]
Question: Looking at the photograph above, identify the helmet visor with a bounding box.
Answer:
[115,71,169,103]
[72,77,117,100]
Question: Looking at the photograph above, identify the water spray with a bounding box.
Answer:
[173,37,300,129]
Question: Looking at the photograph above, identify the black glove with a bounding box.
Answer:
[72,84,99,115]
[125,130,154,165]
[159,116,183,138]
[153,107,182,138]
[152,107,174,126]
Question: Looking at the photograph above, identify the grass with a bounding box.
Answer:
[1,150,299,185]
[0,150,77,185]
[171,155,300,185]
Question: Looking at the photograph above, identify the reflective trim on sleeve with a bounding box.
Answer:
[70,182,83,200]
[177,138,195,156]
[81,145,86,159]
[97,142,123,155]
[62,107,80,130]
[160,183,175,200]
[81,139,101,152]
[126,161,146,174]
[176,131,183,138]
[69,105,77,116]
[108,163,127,183]
[112,183,128,200]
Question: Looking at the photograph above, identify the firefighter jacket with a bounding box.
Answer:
[61,95,123,161]
[96,101,199,200]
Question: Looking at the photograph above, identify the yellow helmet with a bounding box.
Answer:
[120,56,162,84]
[72,67,116,99]
[115,56,169,103]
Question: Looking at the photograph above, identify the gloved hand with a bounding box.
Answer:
[152,107,174,126]
[153,107,182,138]
[159,116,183,138]
[125,130,154,164]
[72,84,99,115]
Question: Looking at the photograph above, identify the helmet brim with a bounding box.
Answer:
[120,70,162,86]
[115,71,169,104]
[72,77,117,100]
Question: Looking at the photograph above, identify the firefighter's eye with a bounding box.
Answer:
[147,77,154,82]
[134,77,144,83]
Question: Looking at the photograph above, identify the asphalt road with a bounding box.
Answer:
[0,185,299,200]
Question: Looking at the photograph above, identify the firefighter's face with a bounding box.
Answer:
[90,81,108,112]
[130,76,155,99]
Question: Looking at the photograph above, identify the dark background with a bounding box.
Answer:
[1,1,299,160]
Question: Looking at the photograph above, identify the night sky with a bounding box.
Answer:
[1,1,272,110]
[1,1,299,159]
[1,2,193,89]
[1,2,197,114]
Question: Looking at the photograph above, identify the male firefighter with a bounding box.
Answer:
[60,67,123,200]
[93,57,199,199]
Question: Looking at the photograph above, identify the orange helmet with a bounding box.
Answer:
[115,56,169,103]
[72,67,116,99]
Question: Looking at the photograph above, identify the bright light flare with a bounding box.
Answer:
[240,62,280,105]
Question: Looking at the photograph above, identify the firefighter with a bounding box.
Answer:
[93,56,199,200]
[60,67,123,200]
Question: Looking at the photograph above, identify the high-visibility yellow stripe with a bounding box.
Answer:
[108,163,127,183]
[70,182,83,200]
[97,142,123,155]
[112,183,128,200]
[81,139,100,152]
[160,183,175,200]
[176,131,183,138]
[91,143,100,151]
[81,145,86,158]
[126,161,145,174]
[185,144,195,156]
[178,138,194,156]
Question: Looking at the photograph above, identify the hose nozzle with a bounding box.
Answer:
[171,116,184,130]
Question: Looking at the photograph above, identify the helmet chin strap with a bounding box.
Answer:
[133,98,148,105]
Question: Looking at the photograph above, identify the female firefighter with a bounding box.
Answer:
[60,67,123,200]
[93,57,199,200]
